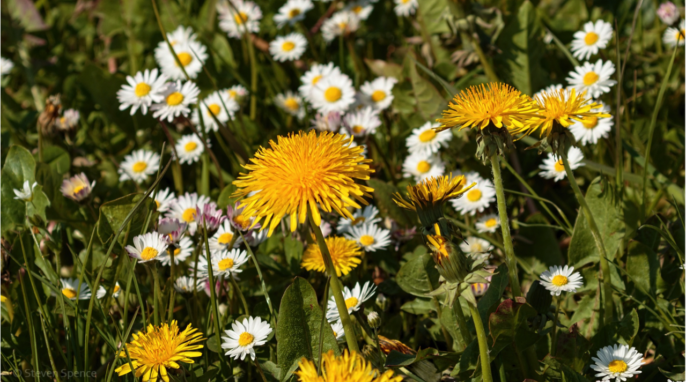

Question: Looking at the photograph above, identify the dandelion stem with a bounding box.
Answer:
[308,209,360,353]
[489,155,522,297]
[561,152,613,322]
[469,304,493,382]
[452,295,472,348]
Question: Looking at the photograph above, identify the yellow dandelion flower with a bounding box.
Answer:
[393,174,475,211]
[436,83,540,132]
[115,321,204,382]
[301,236,363,277]
[513,88,611,137]
[232,130,374,236]
[295,350,403,382]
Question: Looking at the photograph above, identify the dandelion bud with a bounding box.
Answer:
[367,311,381,329]
[426,234,471,284]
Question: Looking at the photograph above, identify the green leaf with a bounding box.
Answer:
[41,145,71,176]
[26,185,50,223]
[516,212,564,268]
[401,298,435,315]
[367,179,414,228]
[6,0,47,32]
[97,193,156,248]
[284,236,304,275]
[569,177,624,267]
[417,0,451,35]
[494,0,545,96]
[488,299,537,346]
[276,277,340,382]
[626,241,663,298]
[216,183,238,210]
[617,309,640,346]
[542,356,591,382]
[1,145,36,233]
[477,263,509,326]
[396,252,440,297]
[404,54,446,120]
[364,59,403,80]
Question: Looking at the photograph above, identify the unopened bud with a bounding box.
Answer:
[367,311,381,329]
[375,294,389,312]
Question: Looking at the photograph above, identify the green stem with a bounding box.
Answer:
[452,295,472,349]
[201,153,210,197]
[469,34,499,83]
[202,219,227,368]
[561,153,613,322]
[254,359,268,382]
[489,155,522,297]
[230,275,249,315]
[550,297,561,356]
[469,305,493,382]
[317,277,330,375]
[151,263,161,325]
[308,210,360,353]
[247,35,258,120]
[237,230,276,327]
[433,297,452,350]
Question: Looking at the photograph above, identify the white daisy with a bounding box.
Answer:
[96,282,122,299]
[117,69,168,116]
[275,91,306,120]
[151,80,200,122]
[217,0,262,39]
[326,281,377,322]
[165,192,210,235]
[571,20,613,60]
[60,173,96,202]
[155,39,208,81]
[167,25,198,46]
[246,229,268,247]
[321,11,359,43]
[210,220,242,252]
[1,57,13,78]
[226,84,249,103]
[192,91,238,133]
[450,172,495,216]
[158,236,193,266]
[197,248,250,280]
[125,232,169,263]
[459,237,493,255]
[402,153,445,183]
[343,106,381,137]
[118,149,161,184]
[59,278,92,300]
[330,321,345,341]
[221,316,272,361]
[13,180,37,202]
[174,276,204,293]
[311,111,343,132]
[158,218,187,244]
[151,187,176,213]
[475,214,500,233]
[406,121,452,156]
[539,147,584,182]
[591,344,644,382]
[569,102,613,145]
[663,19,686,47]
[360,76,397,111]
[269,33,307,62]
[336,205,381,233]
[345,222,391,252]
[345,0,374,20]
[394,0,418,17]
[274,0,313,28]
[55,109,80,131]
[566,60,616,99]
[540,265,584,296]
[299,62,341,100]
[310,72,356,113]
[175,134,207,165]
[657,3,680,25]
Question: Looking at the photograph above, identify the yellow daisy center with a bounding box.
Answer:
[371,90,386,102]
[312,74,323,85]
[233,214,250,230]
[282,41,296,52]
[155,200,161,209]
[73,185,85,195]
[284,98,299,111]
[418,129,436,142]
[114,284,121,293]
[402,0,410,3]
[134,82,151,97]
[207,103,221,117]
[352,216,366,225]
[470,243,483,252]
[234,12,249,25]
[218,258,235,271]
[173,248,181,256]
[62,288,77,299]
[583,71,599,86]
[184,141,198,152]
[360,235,375,246]
[228,90,238,98]
[554,159,565,172]
[608,360,628,373]
[238,332,254,346]
[132,161,148,173]
[416,160,431,173]
[676,29,685,41]
[582,117,599,129]
[352,5,363,13]
[551,275,568,286]
[584,31,599,45]
[176,52,193,67]
[182,208,196,223]
[324,87,342,102]
[485,218,497,228]
[141,247,159,261]
[467,189,482,202]
[352,125,364,134]
[345,297,359,309]
[166,91,184,106]
[288,8,301,18]
[338,22,347,30]
[217,233,234,245]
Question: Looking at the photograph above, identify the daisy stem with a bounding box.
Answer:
[469,304,493,382]
[246,34,258,121]
[237,230,276,327]
[230,274,250,316]
[550,296,561,357]
[151,263,161,325]
[308,210,360,354]
[202,218,227,367]
[452,294,472,348]
[254,358,268,382]
[489,155,523,298]
[560,153,613,322]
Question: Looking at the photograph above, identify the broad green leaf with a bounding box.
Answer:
[396,252,440,297]
[488,299,537,346]
[569,177,624,267]
[284,236,304,274]
[368,179,414,228]
[276,277,339,382]
[26,185,50,223]
[477,263,509,327]
[617,309,640,346]
[542,356,591,382]
[516,212,563,268]
[401,298,435,315]
[417,0,451,35]
[97,193,155,249]
[404,54,446,120]
[1,145,36,233]
[626,241,663,298]
[216,183,238,209]
[41,145,71,176]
